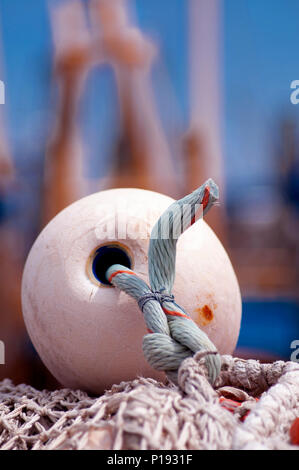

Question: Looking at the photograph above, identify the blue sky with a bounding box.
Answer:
[0,0,299,202]
[224,0,299,189]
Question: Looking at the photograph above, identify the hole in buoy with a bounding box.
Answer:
[90,244,132,286]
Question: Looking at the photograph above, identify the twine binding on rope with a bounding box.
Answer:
[137,290,175,312]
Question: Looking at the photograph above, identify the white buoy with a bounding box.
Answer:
[22,188,241,394]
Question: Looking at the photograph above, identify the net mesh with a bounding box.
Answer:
[0,354,298,450]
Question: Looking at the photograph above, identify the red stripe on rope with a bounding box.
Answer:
[108,270,138,284]
[191,186,210,225]
[202,186,210,210]
[162,307,190,320]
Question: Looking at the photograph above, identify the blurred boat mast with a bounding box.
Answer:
[90,0,178,197]
[42,1,93,226]
[185,0,227,240]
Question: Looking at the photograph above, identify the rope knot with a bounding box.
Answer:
[137,290,174,312]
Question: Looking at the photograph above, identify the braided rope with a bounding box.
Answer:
[106,178,221,384]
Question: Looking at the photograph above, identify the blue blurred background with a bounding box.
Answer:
[0,0,298,387]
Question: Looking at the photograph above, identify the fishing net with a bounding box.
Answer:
[1,353,298,450]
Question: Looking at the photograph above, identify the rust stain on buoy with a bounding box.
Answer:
[194,304,214,326]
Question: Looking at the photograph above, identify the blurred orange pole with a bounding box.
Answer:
[90,0,178,197]
[42,1,92,226]
[185,0,227,240]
